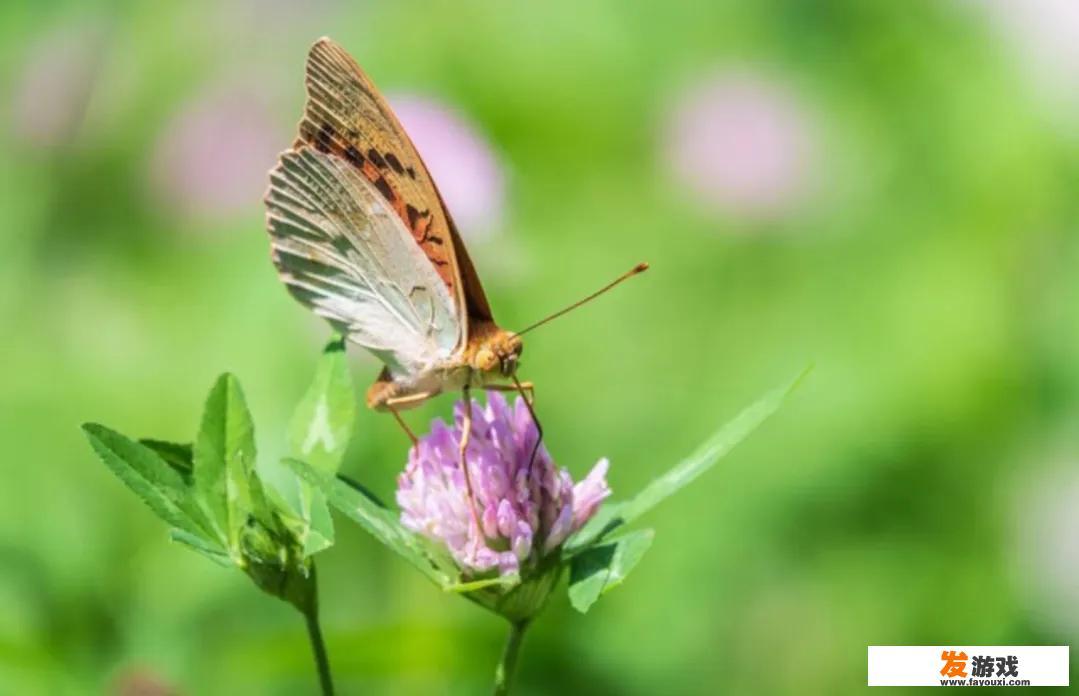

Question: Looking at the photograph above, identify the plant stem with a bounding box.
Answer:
[492,619,529,696]
[302,570,335,696]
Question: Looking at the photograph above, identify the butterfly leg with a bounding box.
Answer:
[483,381,535,405]
[386,403,418,446]
[383,391,435,446]
[459,384,483,531]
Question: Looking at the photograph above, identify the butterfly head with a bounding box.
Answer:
[471,331,523,378]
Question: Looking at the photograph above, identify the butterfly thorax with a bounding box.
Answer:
[365,325,522,411]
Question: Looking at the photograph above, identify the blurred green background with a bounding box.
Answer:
[3,0,1079,693]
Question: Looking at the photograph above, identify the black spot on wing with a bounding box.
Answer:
[405,204,441,245]
[344,146,365,167]
[405,204,423,229]
[385,152,405,175]
[316,123,335,153]
[367,148,388,169]
[373,175,394,201]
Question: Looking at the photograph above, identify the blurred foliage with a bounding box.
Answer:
[2,0,1079,694]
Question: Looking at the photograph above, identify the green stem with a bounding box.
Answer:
[492,619,529,696]
[302,570,335,696]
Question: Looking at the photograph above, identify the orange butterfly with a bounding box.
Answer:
[264,37,645,458]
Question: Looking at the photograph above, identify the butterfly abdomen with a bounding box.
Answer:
[365,373,404,411]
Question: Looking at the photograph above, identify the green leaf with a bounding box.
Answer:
[288,338,355,475]
[169,528,231,567]
[300,494,334,556]
[283,457,452,587]
[568,529,654,613]
[193,374,258,553]
[139,439,193,480]
[570,367,810,551]
[82,424,215,541]
[283,339,356,557]
[254,459,328,558]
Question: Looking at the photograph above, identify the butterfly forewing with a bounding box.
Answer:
[299,44,453,297]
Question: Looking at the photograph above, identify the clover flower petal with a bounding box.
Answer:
[397,393,610,576]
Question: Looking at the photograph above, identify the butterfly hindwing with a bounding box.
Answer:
[265,146,460,376]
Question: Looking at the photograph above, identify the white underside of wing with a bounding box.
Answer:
[265,147,460,376]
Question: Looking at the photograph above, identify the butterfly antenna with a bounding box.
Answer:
[512,262,649,338]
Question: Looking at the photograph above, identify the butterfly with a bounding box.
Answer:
[263,37,645,452]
